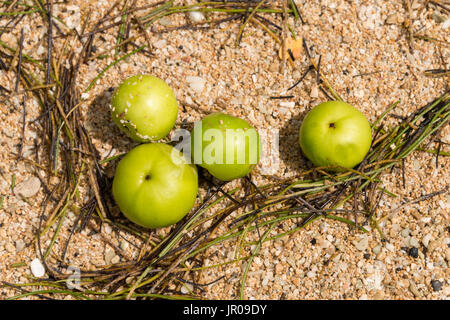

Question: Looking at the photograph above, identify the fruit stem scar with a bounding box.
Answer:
[329,122,336,128]
[145,174,151,180]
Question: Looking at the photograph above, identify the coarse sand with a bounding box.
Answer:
[0,0,449,300]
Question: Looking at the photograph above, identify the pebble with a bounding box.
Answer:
[119,240,128,251]
[120,62,128,73]
[158,17,172,27]
[30,258,45,278]
[103,224,112,234]
[275,263,283,274]
[427,240,439,252]
[408,247,419,258]
[14,177,41,198]
[385,242,395,252]
[111,255,120,264]
[401,228,410,238]
[5,242,15,253]
[186,76,206,94]
[310,85,319,98]
[332,253,341,263]
[36,45,45,56]
[188,11,205,23]
[385,14,398,25]
[153,39,167,49]
[422,234,432,248]
[180,283,193,294]
[443,18,450,29]
[431,280,443,292]
[279,101,295,108]
[372,245,382,255]
[104,247,115,265]
[353,235,368,251]
[15,239,25,252]
[409,237,419,248]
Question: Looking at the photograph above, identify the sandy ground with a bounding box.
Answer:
[0,0,449,299]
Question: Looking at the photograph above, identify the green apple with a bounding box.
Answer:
[191,113,261,181]
[110,74,178,142]
[299,101,372,170]
[112,143,198,229]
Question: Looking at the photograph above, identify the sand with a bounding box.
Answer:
[0,0,449,300]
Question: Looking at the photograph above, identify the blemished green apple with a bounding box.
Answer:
[112,143,198,229]
[110,74,178,142]
[299,101,372,170]
[191,113,261,181]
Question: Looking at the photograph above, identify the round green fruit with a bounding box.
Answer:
[112,143,198,229]
[299,101,372,170]
[110,74,178,142]
[191,113,261,181]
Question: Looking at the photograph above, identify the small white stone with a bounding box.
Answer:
[180,283,193,294]
[332,253,341,263]
[353,235,369,251]
[103,224,112,234]
[15,177,41,198]
[186,76,206,94]
[36,45,45,56]
[401,228,410,237]
[15,239,25,252]
[30,258,45,278]
[373,245,382,255]
[159,17,172,27]
[385,242,395,252]
[119,240,128,251]
[385,14,398,25]
[310,85,319,98]
[104,247,115,265]
[279,101,295,108]
[120,63,128,73]
[422,234,432,248]
[111,255,120,264]
[153,39,167,49]
[421,217,431,224]
[188,10,205,23]
[409,237,420,248]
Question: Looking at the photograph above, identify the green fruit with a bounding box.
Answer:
[112,143,198,229]
[299,101,372,170]
[110,74,178,142]
[191,113,261,181]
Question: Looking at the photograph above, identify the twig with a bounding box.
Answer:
[15,28,24,92]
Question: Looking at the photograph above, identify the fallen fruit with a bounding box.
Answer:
[299,101,372,170]
[191,112,261,181]
[112,143,198,229]
[110,74,178,142]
